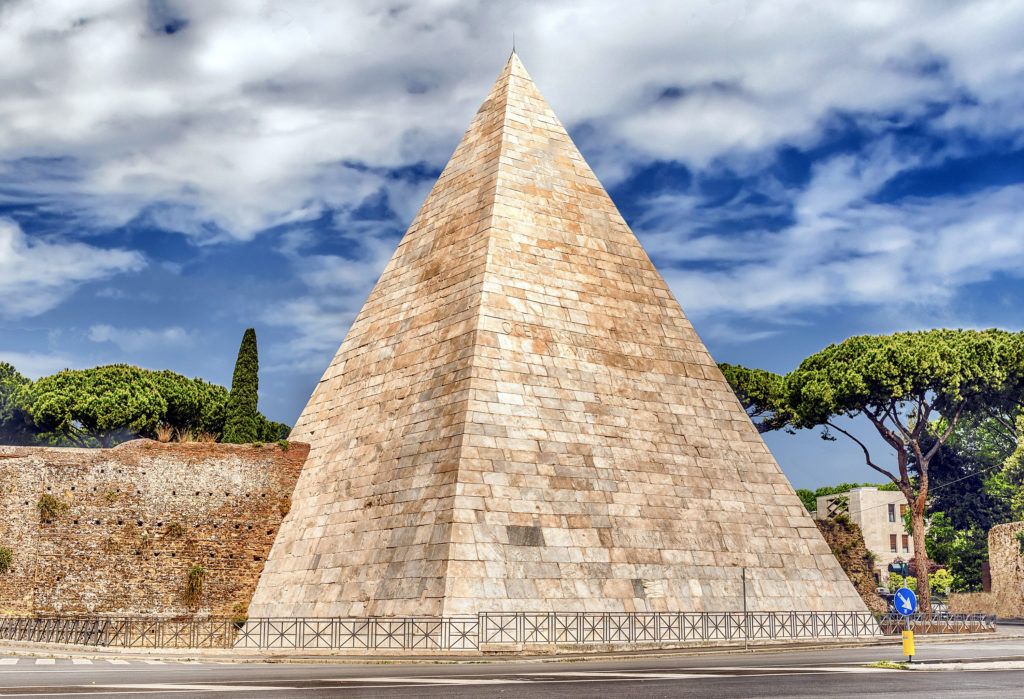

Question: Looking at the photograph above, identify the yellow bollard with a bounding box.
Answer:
[902,630,915,661]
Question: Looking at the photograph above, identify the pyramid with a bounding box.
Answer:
[249,54,867,617]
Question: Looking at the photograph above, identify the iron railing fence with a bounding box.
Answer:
[878,612,995,635]
[2,611,885,651]
[0,616,237,649]
[0,611,992,651]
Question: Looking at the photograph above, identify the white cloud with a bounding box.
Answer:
[87,324,192,352]
[262,215,401,369]
[648,146,1024,320]
[0,219,146,318]
[0,350,82,379]
[1,1,1022,238]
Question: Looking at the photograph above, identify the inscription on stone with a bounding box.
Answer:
[507,525,545,547]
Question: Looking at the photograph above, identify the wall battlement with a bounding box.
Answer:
[0,440,305,617]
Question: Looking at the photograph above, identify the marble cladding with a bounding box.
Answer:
[248,54,868,618]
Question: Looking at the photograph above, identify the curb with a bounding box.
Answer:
[2,630,1021,666]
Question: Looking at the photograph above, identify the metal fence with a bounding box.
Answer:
[878,612,995,634]
[0,616,237,649]
[2,611,893,651]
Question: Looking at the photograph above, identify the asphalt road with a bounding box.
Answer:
[2,637,1024,697]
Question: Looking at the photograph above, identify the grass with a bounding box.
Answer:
[866,660,910,670]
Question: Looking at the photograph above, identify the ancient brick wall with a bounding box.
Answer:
[0,440,305,617]
[949,521,1024,618]
[815,518,887,614]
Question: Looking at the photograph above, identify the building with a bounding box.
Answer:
[814,487,912,584]
[248,53,867,619]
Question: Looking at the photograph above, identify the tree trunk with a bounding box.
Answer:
[911,503,930,613]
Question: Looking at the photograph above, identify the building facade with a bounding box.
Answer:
[814,487,912,584]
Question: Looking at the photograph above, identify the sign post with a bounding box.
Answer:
[895,586,917,663]
[742,567,748,651]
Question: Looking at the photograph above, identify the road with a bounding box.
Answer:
[2,637,1024,697]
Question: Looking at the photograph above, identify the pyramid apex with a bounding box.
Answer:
[501,49,531,80]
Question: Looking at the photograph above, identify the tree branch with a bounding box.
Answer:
[923,401,967,464]
[864,408,905,453]
[825,420,900,484]
[984,406,1018,441]
[889,402,913,442]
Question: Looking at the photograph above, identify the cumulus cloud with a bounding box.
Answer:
[0,350,82,379]
[0,219,146,318]
[2,0,1023,384]
[262,216,401,371]
[1,0,1023,239]
[88,324,192,352]
[648,147,1024,320]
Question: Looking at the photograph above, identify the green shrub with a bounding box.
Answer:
[166,522,186,537]
[37,493,69,520]
[0,547,13,575]
[181,564,207,608]
[231,602,248,628]
[277,439,290,451]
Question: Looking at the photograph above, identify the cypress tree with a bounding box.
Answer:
[222,328,259,443]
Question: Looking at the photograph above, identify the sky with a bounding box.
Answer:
[1,0,1023,489]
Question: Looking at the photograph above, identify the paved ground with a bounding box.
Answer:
[2,636,1024,697]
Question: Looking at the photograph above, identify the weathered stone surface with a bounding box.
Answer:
[950,521,1024,617]
[249,53,868,617]
[815,518,887,614]
[0,441,305,616]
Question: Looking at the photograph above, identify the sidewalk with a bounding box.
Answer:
[2,627,1022,665]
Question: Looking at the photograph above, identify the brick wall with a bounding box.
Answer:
[949,521,1024,618]
[0,440,305,617]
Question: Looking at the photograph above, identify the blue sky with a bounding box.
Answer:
[2,1,1023,489]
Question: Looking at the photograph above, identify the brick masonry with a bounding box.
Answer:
[248,54,868,618]
[950,521,1024,617]
[0,441,305,616]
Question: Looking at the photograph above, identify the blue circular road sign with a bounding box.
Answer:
[895,587,917,616]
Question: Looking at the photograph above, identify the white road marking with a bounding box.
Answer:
[0,658,17,665]
[320,677,525,685]
[71,658,92,665]
[106,659,130,665]
[92,684,283,692]
[34,658,55,665]
[143,660,166,664]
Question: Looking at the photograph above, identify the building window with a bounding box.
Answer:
[900,504,907,518]
[890,534,898,553]
[888,504,896,522]
[902,535,909,554]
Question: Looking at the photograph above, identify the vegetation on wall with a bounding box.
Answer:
[36,494,69,521]
[814,516,886,614]
[231,601,248,628]
[0,546,12,575]
[165,522,186,538]
[181,564,207,608]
